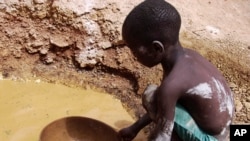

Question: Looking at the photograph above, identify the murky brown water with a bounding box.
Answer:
[0,80,146,141]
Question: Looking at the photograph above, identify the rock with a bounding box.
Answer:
[39,48,49,55]
[52,0,108,16]
[50,35,72,48]
[247,111,250,120]
[35,79,41,83]
[42,53,55,64]
[75,47,103,68]
[98,41,112,49]
[5,29,15,37]
[234,90,240,94]
[243,102,250,111]
[31,40,44,47]
[246,96,250,102]
[33,0,46,4]
[0,49,9,57]
[235,99,243,112]
[229,82,237,88]
[29,29,37,39]
[26,40,44,54]
[13,48,22,58]
[33,10,47,19]
[241,88,247,93]
[81,19,101,36]
[76,41,84,49]
[44,57,54,64]
[0,0,33,13]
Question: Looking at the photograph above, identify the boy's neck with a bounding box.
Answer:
[161,41,184,72]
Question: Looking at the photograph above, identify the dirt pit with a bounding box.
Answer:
[0,0,249,140]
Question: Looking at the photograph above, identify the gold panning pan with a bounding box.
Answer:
[40,116,121,141]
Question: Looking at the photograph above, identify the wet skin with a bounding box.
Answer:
[119,42,234,141]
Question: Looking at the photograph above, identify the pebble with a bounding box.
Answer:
[43,53,55,64]
[243,102,250,111]
[39,48,48,55]
[234,91,240,94]
[29,29,37,39]
[33,0,46,4]
[98,41,112,49]
[35,79,41,83]
[229,82,237,88]
[50,36,72,48]
[246,96,250,102]
[34,11,47,19]
[235,99,243,112]
[247,111,250,120]
[31,40,44,47]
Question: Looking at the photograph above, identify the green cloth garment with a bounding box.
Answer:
[174,104,218,141]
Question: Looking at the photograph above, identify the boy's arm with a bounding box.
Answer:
[149,79,180,141]
[119,113,152,141]
[149,108,175,141]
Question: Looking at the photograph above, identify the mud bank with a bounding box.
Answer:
[0,0,249,126]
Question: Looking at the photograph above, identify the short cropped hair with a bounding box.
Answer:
[122,0,181,46]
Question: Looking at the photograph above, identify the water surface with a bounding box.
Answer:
[0,80,146,141]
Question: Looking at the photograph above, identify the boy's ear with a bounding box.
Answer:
[152,40,164,53]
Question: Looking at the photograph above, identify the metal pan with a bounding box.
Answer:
[40,116,121,141]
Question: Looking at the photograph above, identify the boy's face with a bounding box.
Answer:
[128,43,162,67]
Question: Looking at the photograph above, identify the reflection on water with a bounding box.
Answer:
[0,80,146,141]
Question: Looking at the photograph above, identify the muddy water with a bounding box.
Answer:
[0,80,146,141]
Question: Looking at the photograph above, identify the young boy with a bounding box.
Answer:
[118,0,234,141]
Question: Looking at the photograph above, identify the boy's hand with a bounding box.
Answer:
[118,127,137,141]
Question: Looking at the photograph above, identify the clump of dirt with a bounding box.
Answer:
[0,0,249,125]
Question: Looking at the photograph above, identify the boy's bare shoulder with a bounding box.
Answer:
[164,48,224,93]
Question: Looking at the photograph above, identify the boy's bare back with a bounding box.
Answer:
[161,48,234,135]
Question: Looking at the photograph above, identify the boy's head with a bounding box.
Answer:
[122,0,181,67]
